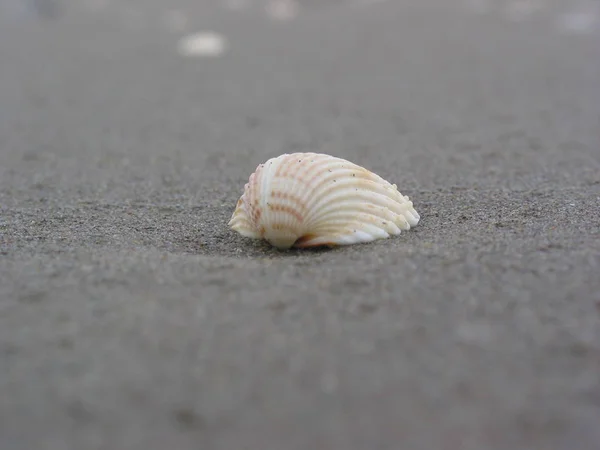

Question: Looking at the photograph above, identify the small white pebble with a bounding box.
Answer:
[177,32,227,57]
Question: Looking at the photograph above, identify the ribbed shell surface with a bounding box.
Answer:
[228,152,420,249]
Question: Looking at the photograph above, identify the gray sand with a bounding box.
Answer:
[1,1,599,449]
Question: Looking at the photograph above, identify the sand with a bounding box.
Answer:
[1,1,599,449]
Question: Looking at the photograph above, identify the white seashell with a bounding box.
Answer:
[228,152,420,250]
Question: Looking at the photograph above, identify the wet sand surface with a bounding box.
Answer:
[1,1,599,449]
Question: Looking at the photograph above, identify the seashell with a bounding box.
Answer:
[228,152,420,249]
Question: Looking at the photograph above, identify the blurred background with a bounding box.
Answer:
[0,0,598,202]
[1,0,599,30]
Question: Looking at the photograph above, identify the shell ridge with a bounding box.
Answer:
[257,154,307,248]
[304,188,412,228]
[294,157,357,210]
[269,165,306,236]
[308,210,405,235]
[246,169,260,229]
[284,154,306,233]
[301,170,402,221]
[307,201,400,225]
[271,153,352,228]
[261,156,278,235]
[228,201,262,239]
